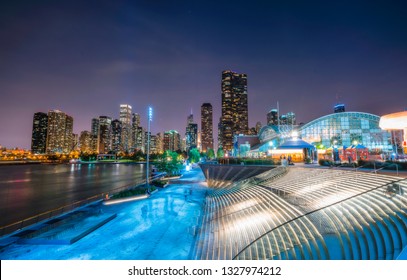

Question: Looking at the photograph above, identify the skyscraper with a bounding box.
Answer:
[218,117,223,150]
[91,118,100,153]
[267,109,279,125]
[132,113,141,151]
[98,116,112,154]
[72,133,79,151]
[79,131,92,153]
[155,133,163,154]
[111,119,122,153]
[149,133,157,154]
[64,115,74,152]
[132,113,140,127]
[31,112,48,154]
[197,130,202,151]
[46,110,73,154]
[164,130,181,152]
[185,113,198,151]
[120,104,132,152]
[187,112,194,125]
[201,103,213,152]
[186,123,198,151]
[286,112,296,125]
[220,70,248,152]
[134,126,145,153]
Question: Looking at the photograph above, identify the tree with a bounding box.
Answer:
[217,147,224,158]
[188,148,200,163]
[129,150,145,161]
[79,152,97,161]
[155,150,184,176]
[206,148,215,159]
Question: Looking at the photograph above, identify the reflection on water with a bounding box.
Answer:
[0,163,144,227]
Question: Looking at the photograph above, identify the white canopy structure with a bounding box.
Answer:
[380,111,407,146]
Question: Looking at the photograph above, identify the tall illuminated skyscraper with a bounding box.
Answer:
[155,132,163,154]
[46,110,73,154]
[131,113,141,151]
[65,115,74,152]
[267,109,279,125]
[185,113,198,151]
[286,112,296,125]
[219,70,248,152]
[135,126,145,153]
[164,130,181,152]
[31,112,48,154]
[120,104,132,152]
[91,118,100,153]
[132,113,140,127]
[98,116,112,154]
[120,104,132,124]
[79,131,92,153]
[201,103,213,152]
[187,112,194,125]
[111,119,122,153]
[186,123,198,151]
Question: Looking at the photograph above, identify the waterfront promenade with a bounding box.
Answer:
[2,163,406,260]
[0,167,207,260]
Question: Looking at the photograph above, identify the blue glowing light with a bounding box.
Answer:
[148,107,153,121]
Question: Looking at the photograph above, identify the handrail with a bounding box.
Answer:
[332,163,352,169]
[354,163,372,172]
[370,162,399,176]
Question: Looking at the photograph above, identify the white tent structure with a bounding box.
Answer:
[380,111,407,150]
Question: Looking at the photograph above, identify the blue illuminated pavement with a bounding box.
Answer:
[0,167,207,260]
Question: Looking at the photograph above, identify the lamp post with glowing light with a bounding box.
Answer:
[146,106,152,190]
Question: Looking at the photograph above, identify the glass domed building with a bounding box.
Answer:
[300,112,392,151]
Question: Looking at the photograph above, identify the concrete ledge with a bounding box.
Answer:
[70,214,117,244]
[17,213,117,245]
[199,164,275,187]
[0,237,19,249]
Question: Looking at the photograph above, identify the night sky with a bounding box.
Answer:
[1,0,407,149]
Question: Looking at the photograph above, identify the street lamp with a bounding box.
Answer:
[146,106,152,190]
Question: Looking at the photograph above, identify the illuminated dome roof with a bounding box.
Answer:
[380,111,407,130]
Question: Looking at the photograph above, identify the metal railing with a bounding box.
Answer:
[0,172,167,238]
[370,162,399,176]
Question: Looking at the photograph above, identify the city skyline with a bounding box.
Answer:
[1,1,407,149]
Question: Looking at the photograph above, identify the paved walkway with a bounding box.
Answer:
[0,168,208,260]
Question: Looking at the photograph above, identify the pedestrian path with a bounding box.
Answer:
[0,167,208,260]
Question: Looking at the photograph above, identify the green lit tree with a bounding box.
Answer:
[79,152,98,162]
[155,150,184,176]
[188,148,200,163]
[206,148,215,159]
[217,147,224,158]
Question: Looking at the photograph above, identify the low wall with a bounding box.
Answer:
[199,164,274,188]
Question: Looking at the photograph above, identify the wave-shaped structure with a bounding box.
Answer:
[194,167,407,260]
